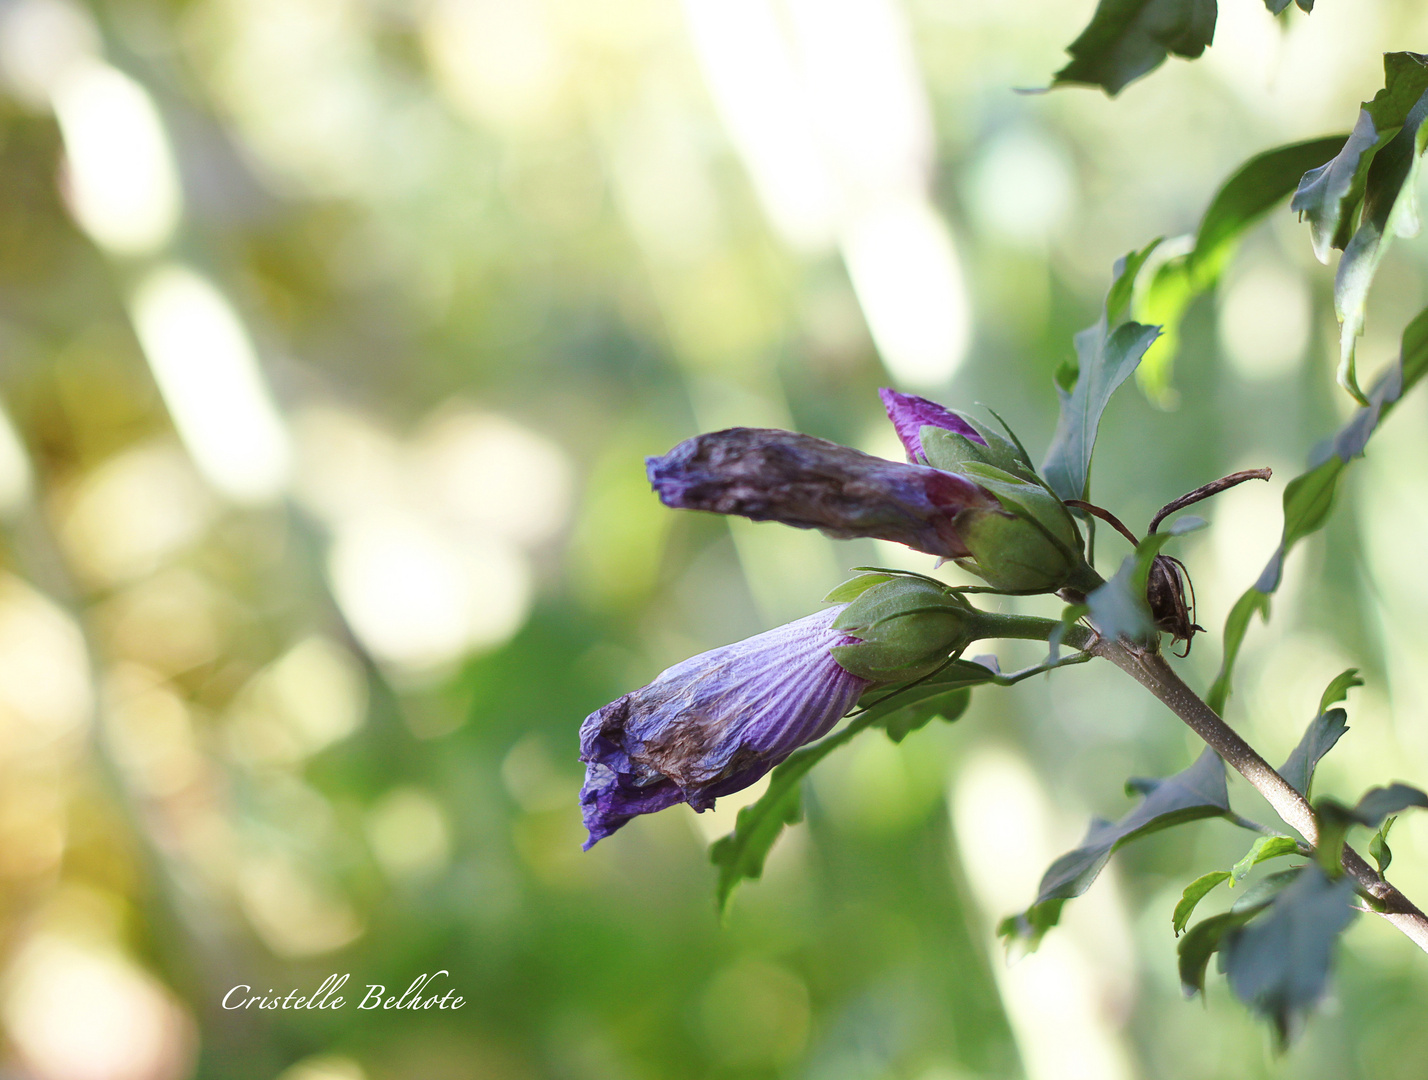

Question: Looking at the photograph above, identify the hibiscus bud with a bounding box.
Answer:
[579,606,869,847]
[946,460,1089,592]
[953,505,1080,593]
[878,388,985,462]
[646,427,1000,560]
[826,574,985,682]
[881,387,1037,481]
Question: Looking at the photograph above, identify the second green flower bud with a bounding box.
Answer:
[827,575,987,683]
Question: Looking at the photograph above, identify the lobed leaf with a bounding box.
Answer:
[1279,708,1349,799]
[1231,836,1302,883]
[711,668,986,911]
[1042,244,1162,504]
[1334,89,1428,397]
[1179,906,1267,996]
[1208,305,1428,713]
[1221,863,1357,1046]
[1141,136,1348,400]
[1314,783,1428,875]
[1002,749,1231,946]
[1052,0,1216,97]
[1317,668,1364,716]
[710,734,835,914]
[878,688,971,744]
[1084,519,1201,645]
[1085,538,1169,645]
[1292,53,1428,262]
[1349,783,1428,825]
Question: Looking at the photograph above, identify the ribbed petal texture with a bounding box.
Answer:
[579,607,869,847]
[646,427,999,560]
[878,388,984,462]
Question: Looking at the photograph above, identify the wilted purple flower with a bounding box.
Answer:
[579,606,869,847]
[878,387,984,463]
[646,427,1000,560]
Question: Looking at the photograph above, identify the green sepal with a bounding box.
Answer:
[920,420,1039,484]
[954,509,1075,594]
[957,461,1082,552]
[823,573,895,603]
[830,577,981,683]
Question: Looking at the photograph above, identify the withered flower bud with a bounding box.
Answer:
[579,607,869,846]
[646,428,1001,560]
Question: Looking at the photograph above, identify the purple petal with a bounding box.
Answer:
[579,606,869,846]
[646,427,999,560]
[878,388,985,463]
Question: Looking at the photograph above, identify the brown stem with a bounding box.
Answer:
[1064,500,1141,546]
[1092,638,1428,953]
[1149,468,1273,534]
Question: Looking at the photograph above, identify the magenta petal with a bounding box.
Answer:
[878,388,985,463]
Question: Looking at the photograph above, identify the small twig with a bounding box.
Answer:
[1148,468,1272,534]
[1064,500,1141,546]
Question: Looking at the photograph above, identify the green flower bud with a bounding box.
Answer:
[827,575,985,682]
[952,507,1078,593]
[943,462,1096,593]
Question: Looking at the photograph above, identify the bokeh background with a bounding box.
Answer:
[2,0,1428,1077]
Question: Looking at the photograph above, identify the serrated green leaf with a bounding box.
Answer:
[1188,135,1347,283]
[1004,749,1230,947]
[1279,708,1349,799]
[1208,305,1428,712]
[1351,783,1428,825]
[1173,870,1231,935]
[1140,135,1349,400]
[878,687,971,743]
[1335,88,1428,398]
[1317,668,1363,716]
[1232,866,1303,912]
[710,720,862,912]
[710,775,804,915]
[997,900,1066,948]
[1369,816,1396,874]
[712,667,989,910]
[1314,784,1427,877]
[1221,863,1357,1046]
[1292,54,1428,262]
[1231,836,1301,883]
[1052,0,1216,97]
[1179,906,1265,996]
[1043,246,1163,505]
